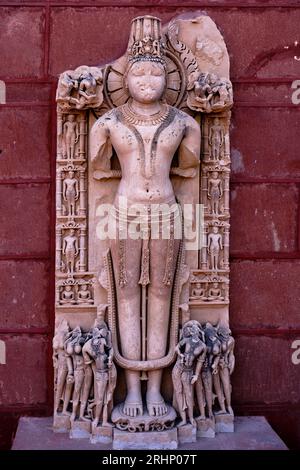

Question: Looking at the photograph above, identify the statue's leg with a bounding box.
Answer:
[79,365,93,420]
[195,379,206,419]
[110,236,143,417]
[146,237,180,417]
[213,372,226,414]
[202,370,213,419]
[71,369,84,421]
[220,368,233,415]
[55,366,67,413]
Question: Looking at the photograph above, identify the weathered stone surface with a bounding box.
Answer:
[113,428,178,450]
[177,423,196,444]
[90,425,113,445]
[0,184,50,256]
[0,260,50,329]
[215,414,234,433]
[231,260,300,329]
[232,336,300,405]
[12,416,288,450]
[70,420,91,439]
[0,8,45,78]
[0,108,51,180]
[231,184,298,253]
[53,414,71,434]
[0,335,48,405]
[231,108,300,179]
[195,416,215,438]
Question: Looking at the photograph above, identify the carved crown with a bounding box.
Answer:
[127,15,166,65]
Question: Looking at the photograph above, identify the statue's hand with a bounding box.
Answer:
[191,375,198,385]
[212,367,218,375]
[108,358,112,368]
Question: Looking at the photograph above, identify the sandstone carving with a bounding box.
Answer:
[54,12,234,447]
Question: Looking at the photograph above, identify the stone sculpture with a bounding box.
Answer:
[54,12,234,448]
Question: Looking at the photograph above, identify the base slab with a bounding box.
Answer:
[113,428,178,450]
[12,416,288,450]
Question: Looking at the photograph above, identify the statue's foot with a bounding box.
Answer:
[61,410,71,416]
[79,415,90,422]
[227,406,234,416]
[146,391,168,417]
[123,391,143,418]
[70,412,76,422]
[92,419,99,429]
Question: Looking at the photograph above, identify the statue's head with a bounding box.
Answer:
[68,170,74,178]
[213,282,219,288]
[125,15,166,104]
[68,114,75,122]
[212,171,218,178]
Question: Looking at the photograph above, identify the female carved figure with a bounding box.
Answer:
[83,323,116,428]
[216,325,235,415]
[194,322,222,419]
[64,326,93,422]
[172,320,206,426]
[90,16,200,419]
[53,319,73,415]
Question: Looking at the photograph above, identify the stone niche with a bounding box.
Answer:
[53,12,235,449]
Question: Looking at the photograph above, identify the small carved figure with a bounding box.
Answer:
[172,320,206,426]
[60,285,76,304]
[209,118,224,160]
[53,319,73,415]
[63,229,79,276]
[63,171,79,216]
[64,326,93,421]
[195,323,222,419]
[216,325,235,415]
[208,171,223,215]
[83,323,117,428]
[62,115,79,159]
[208,282,224,301]
[207,226,223,271]
[77,284,93,304]
[191,282,207,300]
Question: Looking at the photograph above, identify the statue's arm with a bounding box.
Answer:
[177,115,201,178]
[90,114,114,179]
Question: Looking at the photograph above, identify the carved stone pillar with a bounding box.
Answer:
[56,227,62,271]
[79,227,87,272]
[79,169,86,217]
[56,170,63,217]
[79,115,86,159]
[223,226,230,270]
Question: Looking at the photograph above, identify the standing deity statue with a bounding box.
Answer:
[83,323,117,428]
[209,118,224,160]
[62,115,79,159]
[64,326,93,422]
[63,171,79,217]
[63,229,79,276]
[208,226,223,271]
[53,319,73,415]
[216,325,235,415]
[208,171,223,215]
[90,16,200,420]
[172,321,206,426]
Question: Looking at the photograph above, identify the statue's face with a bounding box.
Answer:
[126,61,166,104]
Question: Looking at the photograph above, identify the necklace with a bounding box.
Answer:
[120,101,169,126]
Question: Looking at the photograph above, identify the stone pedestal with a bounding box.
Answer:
[177,424,197,444]
[90,425,113,444]
[12,416,289,450]
[53,414,71,433]
[215,413,234,433]
[70,420,91,439]
[195,417,215,438]
[111,403,176,432]
[113,428,178,450]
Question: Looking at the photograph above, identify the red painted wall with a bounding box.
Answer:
[0,0,299,450]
